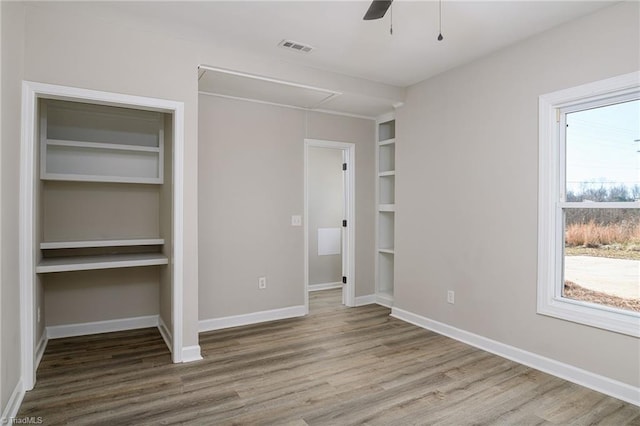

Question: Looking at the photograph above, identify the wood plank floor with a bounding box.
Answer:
[19,289,640,425]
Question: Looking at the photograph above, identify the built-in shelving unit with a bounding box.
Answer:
[37,99,167,276]
[41,101,164,184]
[35,98,172,344]
[376,115,396,307]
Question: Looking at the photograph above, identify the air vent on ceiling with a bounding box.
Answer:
[278,39,314,54]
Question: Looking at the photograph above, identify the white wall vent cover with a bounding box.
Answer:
[278,39,314,53]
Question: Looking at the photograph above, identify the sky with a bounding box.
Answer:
[565,98,640,197]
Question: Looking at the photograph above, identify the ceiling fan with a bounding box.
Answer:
[362,0,393,21]
[363,0,444,41]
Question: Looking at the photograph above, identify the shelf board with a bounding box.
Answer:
[47,139,160,153]
[378,171,395,177]
[378,248,395,254]
[379,204,396,212]
[41,238,164,250]
[41,173,162,185]
[378,138,396,146]
[36,253,168,274]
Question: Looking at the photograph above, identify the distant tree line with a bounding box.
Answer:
[566,184,640,226]
[566,184,640,202]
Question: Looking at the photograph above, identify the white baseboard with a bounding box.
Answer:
[47,315,159,339]
[199,305,306,333]
[355,294,376,306]
[181,345,203,363]
[391,307,640,407]
[1,378,24,425]
[308,282,343,292]
[157,316,172,354]
[35,331,48,370]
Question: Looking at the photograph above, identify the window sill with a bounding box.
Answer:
[538,295,640,337]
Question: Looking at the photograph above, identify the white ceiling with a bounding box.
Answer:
[98,0,615,88]
[46,1,616,117]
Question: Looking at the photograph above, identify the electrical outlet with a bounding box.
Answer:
[447,290,455,304]
[258,276,267,289]
[37,307,41,323]
[291,215,302,226]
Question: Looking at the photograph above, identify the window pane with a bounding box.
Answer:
[563,208,640,312]
[565,99,640,202]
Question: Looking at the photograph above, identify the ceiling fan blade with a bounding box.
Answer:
[363,0,393,20]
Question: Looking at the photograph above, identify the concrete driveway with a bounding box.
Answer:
[564,256,640,299]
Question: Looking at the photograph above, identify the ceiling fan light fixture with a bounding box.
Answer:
[437,0,444,41]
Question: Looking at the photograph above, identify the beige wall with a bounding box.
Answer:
[41,182,161,241]
[198,95,375,319]
[43,268,160,325]
[395,2,640,387]
[308,147,343,286]
[1,0,26,413]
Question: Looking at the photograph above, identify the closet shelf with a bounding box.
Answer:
[46,139,161,153]
[42,173,162,185]
[378,171,395,177]
[36,253,168,274]
[40,238,165,250]
[41,103,164,184]
[379,248,395,254]
[379,204,396,212]
[379,138,396,146]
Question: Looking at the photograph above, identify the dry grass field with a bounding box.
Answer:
[565,220,640,249]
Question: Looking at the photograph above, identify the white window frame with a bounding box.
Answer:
[538,71,640,337]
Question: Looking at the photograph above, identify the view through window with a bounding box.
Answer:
[562,99,640,313]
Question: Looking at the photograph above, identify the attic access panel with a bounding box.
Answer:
[198,66,341,109]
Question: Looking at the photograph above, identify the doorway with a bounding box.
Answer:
[304,139,355,312]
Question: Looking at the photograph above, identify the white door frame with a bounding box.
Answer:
[304,139,356,311]
[19,81,186,390]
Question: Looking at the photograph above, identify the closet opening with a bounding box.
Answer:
[20,82,186,391]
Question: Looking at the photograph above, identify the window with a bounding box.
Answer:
[538,72,640,337]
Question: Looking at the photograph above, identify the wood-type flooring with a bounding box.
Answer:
[18,289,640,425]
